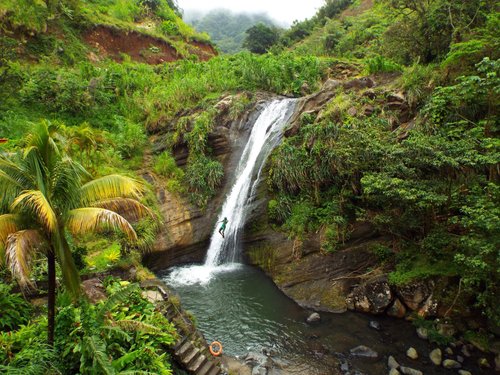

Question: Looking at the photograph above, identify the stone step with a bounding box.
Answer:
[206,365,221,375]
[175,341,193,358]
[196,361,215,375]
[188,354,207,372]
[183,347,200,365]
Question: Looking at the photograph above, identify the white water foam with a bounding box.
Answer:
[165,99,296,286]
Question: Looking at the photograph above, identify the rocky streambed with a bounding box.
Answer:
[159,264,496,375]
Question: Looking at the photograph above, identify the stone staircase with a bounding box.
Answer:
[140,279,222,375]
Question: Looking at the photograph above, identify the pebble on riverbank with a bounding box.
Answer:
[399,366,423,375]
[388,355,400,369]
[429,348,442,365]
[443,359,461,369]
[406,347,418,360]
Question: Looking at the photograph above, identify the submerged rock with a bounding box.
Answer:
[350,345,378,358]
[429,348,442,365]
[458,370,472,375]
[406,347,418,360]
[369,320,381,330]
[389,369,400,375]
[306,312,321,323]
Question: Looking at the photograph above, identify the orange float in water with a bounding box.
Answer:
[209,341,223,356]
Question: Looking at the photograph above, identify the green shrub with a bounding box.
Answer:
[364,55,403,74]
[154,151,181,178]
[0,284,32,331]
[110,119,147,159]
[185,155,224,208]
[398,63,437,108]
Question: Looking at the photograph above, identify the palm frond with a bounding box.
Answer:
[0,214,21,245]
[51,157,89,211]
[66,208,138,241]
[5,229,47,288]
[52,229,81,297]
[0,158,34,209]
[11,190,57,233]
[80,175,144,204]
[90,198,153,222]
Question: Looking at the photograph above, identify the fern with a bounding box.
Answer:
[81,335,116,375]
[97,284,140,321]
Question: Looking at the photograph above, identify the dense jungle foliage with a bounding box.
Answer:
[0,0,499,373]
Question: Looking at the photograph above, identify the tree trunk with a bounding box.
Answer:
[47,249,56,346]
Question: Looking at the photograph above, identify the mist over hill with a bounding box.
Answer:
[183,9,280,53]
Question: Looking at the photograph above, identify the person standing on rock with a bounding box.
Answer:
[219,217,228,238]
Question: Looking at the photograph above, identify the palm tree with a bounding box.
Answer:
[0,121,151,345]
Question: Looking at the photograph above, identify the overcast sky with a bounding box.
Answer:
[178,0,326,25]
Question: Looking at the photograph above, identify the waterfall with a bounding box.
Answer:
[205,99,296,266]
[167,98,296,285]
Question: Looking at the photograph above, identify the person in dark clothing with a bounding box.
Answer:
[218,217,228,238]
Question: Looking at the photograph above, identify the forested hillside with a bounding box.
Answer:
[184,9,278,54]
[0,0,499,373]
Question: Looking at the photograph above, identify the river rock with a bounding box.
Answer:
[387,298,406,318]
[397,281,433,311]
[350,345,378,358]
[416,327,428,340]
[369,320,381,330]
[477,357,490,368]
[458,371,472,375]
[417,295,438,318]
[346,277,393,314]
[429,348,442,365]
[399,366,423,375]
[388,355,400,369]
[389,369,400,375]
[82,278,107,303]
[406,347,418,360]
[457,355,464,363]
[252,366,266,375]
[322,79,342,92]
[306,312,321,323]
[244,352,267,367]
[443,359,461,369]
[445,347,454,355]
[461,345,472,357]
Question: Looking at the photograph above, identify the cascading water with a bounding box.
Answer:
[167,98,296,285]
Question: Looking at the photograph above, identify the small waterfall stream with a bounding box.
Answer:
[205,99,296,266]
[167,98,296,285]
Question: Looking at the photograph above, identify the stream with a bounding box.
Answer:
[161,263,461,375]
